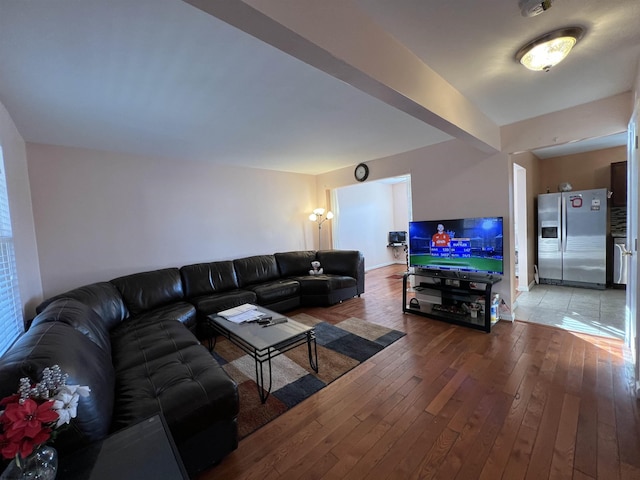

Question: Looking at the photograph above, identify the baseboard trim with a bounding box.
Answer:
[500,312,515,322]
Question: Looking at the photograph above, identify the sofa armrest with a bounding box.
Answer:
[35,282,127,330]
[31,298,112,355]
[0,322,115,456]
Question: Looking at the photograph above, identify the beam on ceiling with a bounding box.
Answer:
[501,92,632,154]
[183,0,501,154]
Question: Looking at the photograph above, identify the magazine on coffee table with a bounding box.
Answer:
[218,304,263,324]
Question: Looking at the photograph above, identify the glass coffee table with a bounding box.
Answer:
[206,306,318,403]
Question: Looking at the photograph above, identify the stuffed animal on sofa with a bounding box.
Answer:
[309,260,323,275]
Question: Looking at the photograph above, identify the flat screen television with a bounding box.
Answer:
[388,231,407,244]
[409,216,503,277]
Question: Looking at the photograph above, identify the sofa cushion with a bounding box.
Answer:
[243,279,300,304]
[274,251,317,277]
[233,255,280,287]
[180,261,240,298]
[30,298,112,356]
[110,268,184,316]
[0,322,115,456]
[111,344,239,443]
[35,282,127,330]
[110,301,197,336]
[111,318,201,372]
[295,275,357,294]
[189,290,257,316]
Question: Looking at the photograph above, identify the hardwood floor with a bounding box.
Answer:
[197,265,640,480]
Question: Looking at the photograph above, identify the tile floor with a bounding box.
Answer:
[514,283,627,340]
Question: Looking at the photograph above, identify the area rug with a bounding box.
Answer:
[210,314,405,439]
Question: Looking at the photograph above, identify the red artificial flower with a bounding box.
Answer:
[0,399,57,460]
[0,432,18,460]
[0,428,52,460]
[2,399,58,439]
[0,367,90,461]
[0,394,19,407]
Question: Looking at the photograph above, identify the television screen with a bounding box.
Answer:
[388,231,407,244]
[409,217,503,276]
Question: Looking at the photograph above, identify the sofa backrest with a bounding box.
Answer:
[180,261,240,298]
[233,255,280,287]
[0,321,115,456]
[110,268,184,317]
[274,250,317,277]
[34,282,127,331]
[31,298,112,355]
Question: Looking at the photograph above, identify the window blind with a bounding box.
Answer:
[0,147,23,355]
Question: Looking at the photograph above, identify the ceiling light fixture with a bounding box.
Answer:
[516,27,584,72]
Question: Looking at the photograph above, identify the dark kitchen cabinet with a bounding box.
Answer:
[611,161,627,207]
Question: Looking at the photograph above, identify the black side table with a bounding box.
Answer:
[58,414,189,480]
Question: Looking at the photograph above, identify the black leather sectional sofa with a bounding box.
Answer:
[0,249,364,476]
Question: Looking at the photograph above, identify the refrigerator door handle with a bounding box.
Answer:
[557,196,563,251]
[561,195,567,252]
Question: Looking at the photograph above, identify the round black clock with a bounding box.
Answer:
[354,163,369,182]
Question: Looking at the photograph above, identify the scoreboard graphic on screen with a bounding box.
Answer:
[431,238,471,258]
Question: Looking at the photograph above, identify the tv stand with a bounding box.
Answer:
[402,271,501,333]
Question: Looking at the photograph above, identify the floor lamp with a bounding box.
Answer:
[309,208,333,250]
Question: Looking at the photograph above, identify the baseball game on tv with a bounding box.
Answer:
[409,216,504,276]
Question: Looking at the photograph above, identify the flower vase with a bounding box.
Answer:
[0,446,58,480]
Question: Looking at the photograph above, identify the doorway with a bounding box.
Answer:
[331,175,411,271]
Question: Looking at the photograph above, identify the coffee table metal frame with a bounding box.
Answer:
[206,308,318,403]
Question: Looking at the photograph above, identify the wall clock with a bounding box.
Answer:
[354,163,369,182]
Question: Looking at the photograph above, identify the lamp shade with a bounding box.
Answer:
[516,27,584,72]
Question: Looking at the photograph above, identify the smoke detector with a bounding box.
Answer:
[519,0,553,17]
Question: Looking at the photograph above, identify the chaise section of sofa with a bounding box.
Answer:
[107,268,239,475]
[275,250,365,306]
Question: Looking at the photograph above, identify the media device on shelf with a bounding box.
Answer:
[388,231,407,245]
[408,216,503,280]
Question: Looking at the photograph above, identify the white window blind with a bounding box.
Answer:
[0,146,23,355]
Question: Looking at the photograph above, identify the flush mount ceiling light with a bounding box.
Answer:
[516,27,584,72]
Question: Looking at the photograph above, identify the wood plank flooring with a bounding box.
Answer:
[197,265,640,480]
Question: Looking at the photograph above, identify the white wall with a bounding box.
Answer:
[0,102,42,319]
[334,181,398,270]
[317,139,513,310]
[392,181,410,232]
[27,143,318,298]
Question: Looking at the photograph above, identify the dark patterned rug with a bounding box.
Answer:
[210,314,405,439]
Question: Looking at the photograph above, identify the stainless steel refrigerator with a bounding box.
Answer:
[537,188,607,288]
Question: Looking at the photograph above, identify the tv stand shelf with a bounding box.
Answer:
[402,271,501,333]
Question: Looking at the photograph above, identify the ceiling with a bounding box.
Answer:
[0,0,637,174]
